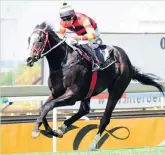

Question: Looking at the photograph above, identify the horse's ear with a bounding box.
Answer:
[35,24,39,29]
[44,25,48,30]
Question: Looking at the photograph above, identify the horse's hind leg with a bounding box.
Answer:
[88,69,131,151]
[55,98,91,137]
[64,98,91,127]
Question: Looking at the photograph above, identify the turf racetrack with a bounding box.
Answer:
[7,146,165,155]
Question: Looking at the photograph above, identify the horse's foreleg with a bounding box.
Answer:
[36,94,56,138]
[32,90,75,139]
[41,94,55,130]
[56,98,91,136]
[32,100,55,139]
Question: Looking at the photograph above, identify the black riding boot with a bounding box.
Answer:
[80,44,100,71]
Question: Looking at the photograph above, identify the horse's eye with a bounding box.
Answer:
[28,37,30,44]
[39,38,43,42]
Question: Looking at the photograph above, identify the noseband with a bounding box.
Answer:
[30,27,66,58]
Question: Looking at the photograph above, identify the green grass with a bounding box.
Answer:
[5,146,165,155]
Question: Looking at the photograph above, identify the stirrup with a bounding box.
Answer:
[92,63,100,72]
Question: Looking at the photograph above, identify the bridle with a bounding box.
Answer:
[28,27,66,64]
[31,28,51,56]
[27,26,85,74]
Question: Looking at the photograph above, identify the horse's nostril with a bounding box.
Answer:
[26,57,32,62]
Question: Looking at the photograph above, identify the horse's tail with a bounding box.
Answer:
[131,65,165,96]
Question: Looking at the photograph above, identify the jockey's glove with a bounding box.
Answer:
[66,37,78,45]
[70,38,78,45]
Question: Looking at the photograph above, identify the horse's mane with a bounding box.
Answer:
[35,21,74,53]
[35,21,58,38]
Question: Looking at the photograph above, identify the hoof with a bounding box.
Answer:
[55,129,64,138]
[88,146,96,151]
[88,133,101,151]
[32,130,40,139]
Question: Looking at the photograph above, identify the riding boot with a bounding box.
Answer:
[80,44,100,71]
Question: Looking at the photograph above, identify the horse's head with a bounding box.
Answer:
[26,22,60,67]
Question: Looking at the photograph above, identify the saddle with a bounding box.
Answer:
[74,43,117,71]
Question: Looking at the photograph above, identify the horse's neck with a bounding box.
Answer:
[45,46,64,71]
[45,42,76,72]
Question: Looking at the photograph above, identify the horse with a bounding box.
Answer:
[26,22,164,151]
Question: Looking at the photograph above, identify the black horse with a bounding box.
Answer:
[26,22,164,151]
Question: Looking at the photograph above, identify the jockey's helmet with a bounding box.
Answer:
[59,3,75,21]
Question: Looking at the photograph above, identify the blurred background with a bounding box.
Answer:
[1,0,165,86]
[0,0,165,154]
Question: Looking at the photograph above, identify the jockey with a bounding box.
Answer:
[58,2,101,71]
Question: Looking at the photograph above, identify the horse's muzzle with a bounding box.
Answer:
[26,57,38,67]
[26,57,34,67]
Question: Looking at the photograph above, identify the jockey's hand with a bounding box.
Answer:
[66,37,78,45]
[71,34,81,40]
[70,39,78,45]
[69,37,78,45]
